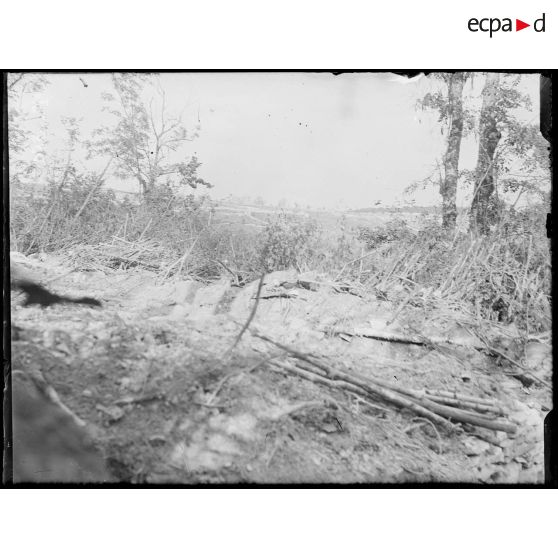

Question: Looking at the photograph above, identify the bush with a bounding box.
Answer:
[357,217,414,250]
[353,212,550,332]
[258,212,320,272]
[10,176,550,333]
[11,176,123,253]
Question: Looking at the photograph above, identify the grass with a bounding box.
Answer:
[10,182,551,334]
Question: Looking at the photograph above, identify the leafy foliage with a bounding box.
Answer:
[259,212,320,272]
[7,73,49,185]
[87,73,212,197]
[11,174,121,253]
[418,73,476,134]
[357,218,413,250]
[352,213,550,331]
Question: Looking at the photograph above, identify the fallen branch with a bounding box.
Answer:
[223,273,266,358]
[257,293,299,300]
[424,389,498,406]
[254,331,499,412]
[255,332,516,434]
[325,325,550,390]
[294,358,516,434]
[113,394,162,406]
[269,361,455,431]
[323,326,486,351]
[421,394,501,415]
[25,370,86,428]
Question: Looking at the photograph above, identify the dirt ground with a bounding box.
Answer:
[10,253,552,484]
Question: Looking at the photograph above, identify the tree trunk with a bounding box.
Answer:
[138,175,148,196]
[470,73,502,235]
[440,73,466,230]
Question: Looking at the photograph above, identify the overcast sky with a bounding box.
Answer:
[18,72,541,209]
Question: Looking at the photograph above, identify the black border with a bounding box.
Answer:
[1,70,555,488]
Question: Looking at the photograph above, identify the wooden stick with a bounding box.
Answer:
[255,332,516,434]
[269,361,454,430]
[292,359,517,434]
[223,274,266,357]
[323,326,486,351]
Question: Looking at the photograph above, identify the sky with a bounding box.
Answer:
[14,72,542,209]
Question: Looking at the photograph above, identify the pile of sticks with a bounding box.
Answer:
[254,332,517,435]
[73,238,164,272]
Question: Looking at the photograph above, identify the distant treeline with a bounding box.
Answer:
[349,206,442,215]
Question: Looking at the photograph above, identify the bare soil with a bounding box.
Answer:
[10,254,551,484]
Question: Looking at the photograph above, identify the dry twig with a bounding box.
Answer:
[256,332,517,434]
[222,274,266,358]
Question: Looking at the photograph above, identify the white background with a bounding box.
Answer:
[2,1,555,556]
[1,1,555,68]
[2,489,556,556]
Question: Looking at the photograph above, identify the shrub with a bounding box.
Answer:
[354,211,550,332]
[258,212,320,272]
[11,176,123,253]
[357,217,414,250]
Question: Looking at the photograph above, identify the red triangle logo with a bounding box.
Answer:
[516,19,530,31]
